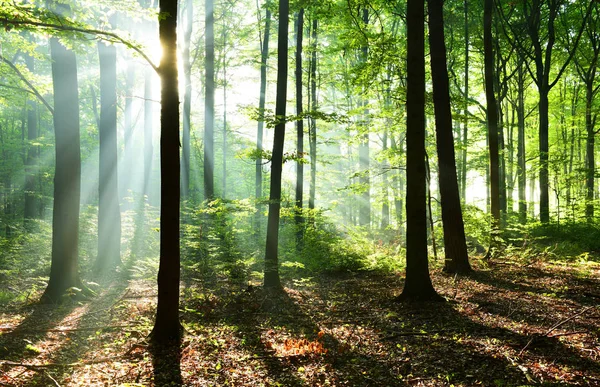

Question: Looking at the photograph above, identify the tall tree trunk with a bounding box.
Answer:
[96,30,122,272]
[517,60,527,224]
[484,0,500,231]
[460,0,469,201]
[397,0,442,302]
[428,0,471,274]
[294,9,304,244]
[204,0,215,200]
[585,82,595,221]
[222,26,228,199]
[358,8,370,228]
[23,52,38,228]
[181,0,192,200]
[151,0,182,344]
[308,18,317,211]
[41,34,83,303]
[256,4,271,210]
[264,0,289,290]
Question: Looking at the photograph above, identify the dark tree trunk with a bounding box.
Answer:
[204,0,215,200]
[151,0,182,344]
[397,0,443,302]
[181,0,192,200]
[428,0,471,274]
[96,33,122,272]
[308,18,317,211]
[264,0,289,290]
[484,0,500,229]
[585,82,595,220]
[41,35,83,303]
[295,9,304,244]
[24,52,38,228]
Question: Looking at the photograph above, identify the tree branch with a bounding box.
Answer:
[0,54,53,115]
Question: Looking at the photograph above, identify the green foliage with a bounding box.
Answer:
[528,221,600,260]
[462,205,491,253]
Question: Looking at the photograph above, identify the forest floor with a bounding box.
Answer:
[1,255,599,386]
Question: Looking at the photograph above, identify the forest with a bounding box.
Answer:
[0,0,599,385]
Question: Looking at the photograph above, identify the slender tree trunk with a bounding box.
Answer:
[398,0,442,302]
[460,0,469,201]
[96,32,122,271]
[204,0,215,200]
[41,34,83,303]
[256,4,271,226]
[264,0,289,290]
[585,82,595,221]
[295,9,304,245]
[308,18,317,211]
[517,61,527,224]
[181,0,192,200]
[222,27,228,199]
[358,8,370,228]
[151,0,182,344]
[24,52,38,228]
[484,0,500,231]
[428,0,471,274]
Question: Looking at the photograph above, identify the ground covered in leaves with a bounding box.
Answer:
[1,257,599,386]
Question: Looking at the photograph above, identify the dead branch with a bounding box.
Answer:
[519,306,594,356]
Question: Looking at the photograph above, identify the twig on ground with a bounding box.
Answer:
[519,306,594,356]
[43,370,61,387]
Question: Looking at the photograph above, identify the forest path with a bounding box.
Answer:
[0,257,599,386]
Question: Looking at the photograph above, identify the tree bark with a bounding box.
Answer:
[151,0,182,344]
[295,9,304,245]
[308,18,317,211]
[397,0,443,302]
[204,0,215,200]
[428,0,471,274]
[484,0,500,230]
[264,0,289,290]
[41,34,83,303]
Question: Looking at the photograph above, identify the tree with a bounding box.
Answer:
[264,0,289,290]
[23,49,38,229]
[150,0,182,343]
[397,0,443,302]
[95,17,122,272]
[204,0,215,200]
[295,8,305,246]
[41,31,84,302]
[308,17,317,211]
[255,1,271,220]
[428,0,471,274]
[358,7,370,228]
[499,0,592,223]
[181,0,192,199]
[484,0,500,234]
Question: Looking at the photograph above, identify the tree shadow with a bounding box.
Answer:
[149,341,183,386]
